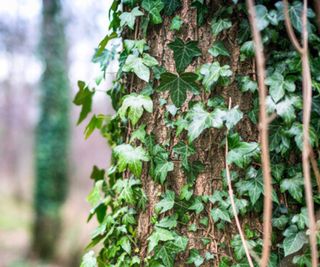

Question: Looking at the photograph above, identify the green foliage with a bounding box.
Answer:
[168,38,201,73]
[76,0,320,266]
[157,72,199,107]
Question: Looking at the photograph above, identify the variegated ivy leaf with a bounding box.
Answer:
[119,7,144,30]
[186,104,243,142]
[199,62,232,91]
[123,53,158,82]
[118,93,153,125]
[265,72,296,103]
[80,251,97,267]
[113,144,149,177]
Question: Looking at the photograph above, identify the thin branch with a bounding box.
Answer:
[246,1,273,267]
[309,146,320,193]
[283,0,304,54]
[225,98,255,267]
[300,0,319,265]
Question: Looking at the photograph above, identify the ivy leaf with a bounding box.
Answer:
[275,97,297,123]
[231,235,256,261]
[292,208,308,229]
[73,81,94,125]
[208,41,230,57]
[227,141,260,168]
[199,62,232,91]
[186,103,215,141]
[119,7,144,30]
[156,214,178,229]
[238,76,257,93]
[147,227,175,252]
[123,54,158,82]
[157,72,199,107]
[113,178,140,204]
[287,122,317,150]
[154,160,174,184]
[118,93,153,125]
[168,38,201,73]
[173,141,196,168]
[211,18,232,36]
[224,106,243,129]
[283,231,308,256]
[187,249,204,267]
[179,185,193,201]
[80,251,97,267]
[142,0,164,24]
[189,198,204,214]
[130,124,147,143]
[163,0,181,16]
[210,207,231,223]
[114,144,149,177]
[265,73,295,103]
[156,190,175,213]
[272,215,289,230]
[119,236,131,254]
[280,177,304,202]
[170,15,183,31]
[255,5,269,31]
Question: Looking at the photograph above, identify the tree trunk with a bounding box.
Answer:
[32,0,70,260]
[131,0,258,265]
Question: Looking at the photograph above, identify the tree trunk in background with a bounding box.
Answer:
[134,1,258,264]
[32,0,69,259]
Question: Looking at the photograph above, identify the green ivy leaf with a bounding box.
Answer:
[118,93,153,125]
[292,208,308,229]
[119,7,144,29]
[80,251,97,267]
[237,76,257,93]
[265,72,295,103]
[163,0,181,16]
[188,198,204,214]
[73,81,94,125]
[208,41,230,57]
[231,235,256,261]
[287,122,317,151]
[283,230,308,256]
[142,0,164,24]
[156,190,175,213]
[156,214,178,229]
[119,236,131,254]
[199,62,232,91]
[123,54,158,82]
[168,38,201,73]
[210,207,231,223]
[147,227,175,252]
[173,141,196,168]
[114,144,149,177]
[130,124,147,143]
[280,176,304,202]
[227,141,260,168]
[154,160,174,184]
[272,215,289,230]
[157,72,199,107]
[255,5,269,31]
[211,18,232,36]
[113,178,140,204]
[187,249,204,267]
[170,15,183,31]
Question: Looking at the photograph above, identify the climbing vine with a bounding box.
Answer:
[76,0,320,266]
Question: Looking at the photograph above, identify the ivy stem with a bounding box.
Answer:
[225,98,255,267]
[283,0,319,266]
[246,1,273,267]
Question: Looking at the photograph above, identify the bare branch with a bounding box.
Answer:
[246,1,273,266]
[225,98,255,267]
[300,0,319,265]
[283,0,304,54]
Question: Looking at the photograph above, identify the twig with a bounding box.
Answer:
[225,98,255,267]
[283,0,304,54]
[283,1,319,266]
[246,1,273,267]
[309,145,320,192]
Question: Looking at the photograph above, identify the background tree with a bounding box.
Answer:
[32,0,70,259]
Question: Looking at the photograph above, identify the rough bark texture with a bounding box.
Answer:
[130,0,259,265]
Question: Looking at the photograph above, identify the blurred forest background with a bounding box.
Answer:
[0,1,115,266]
